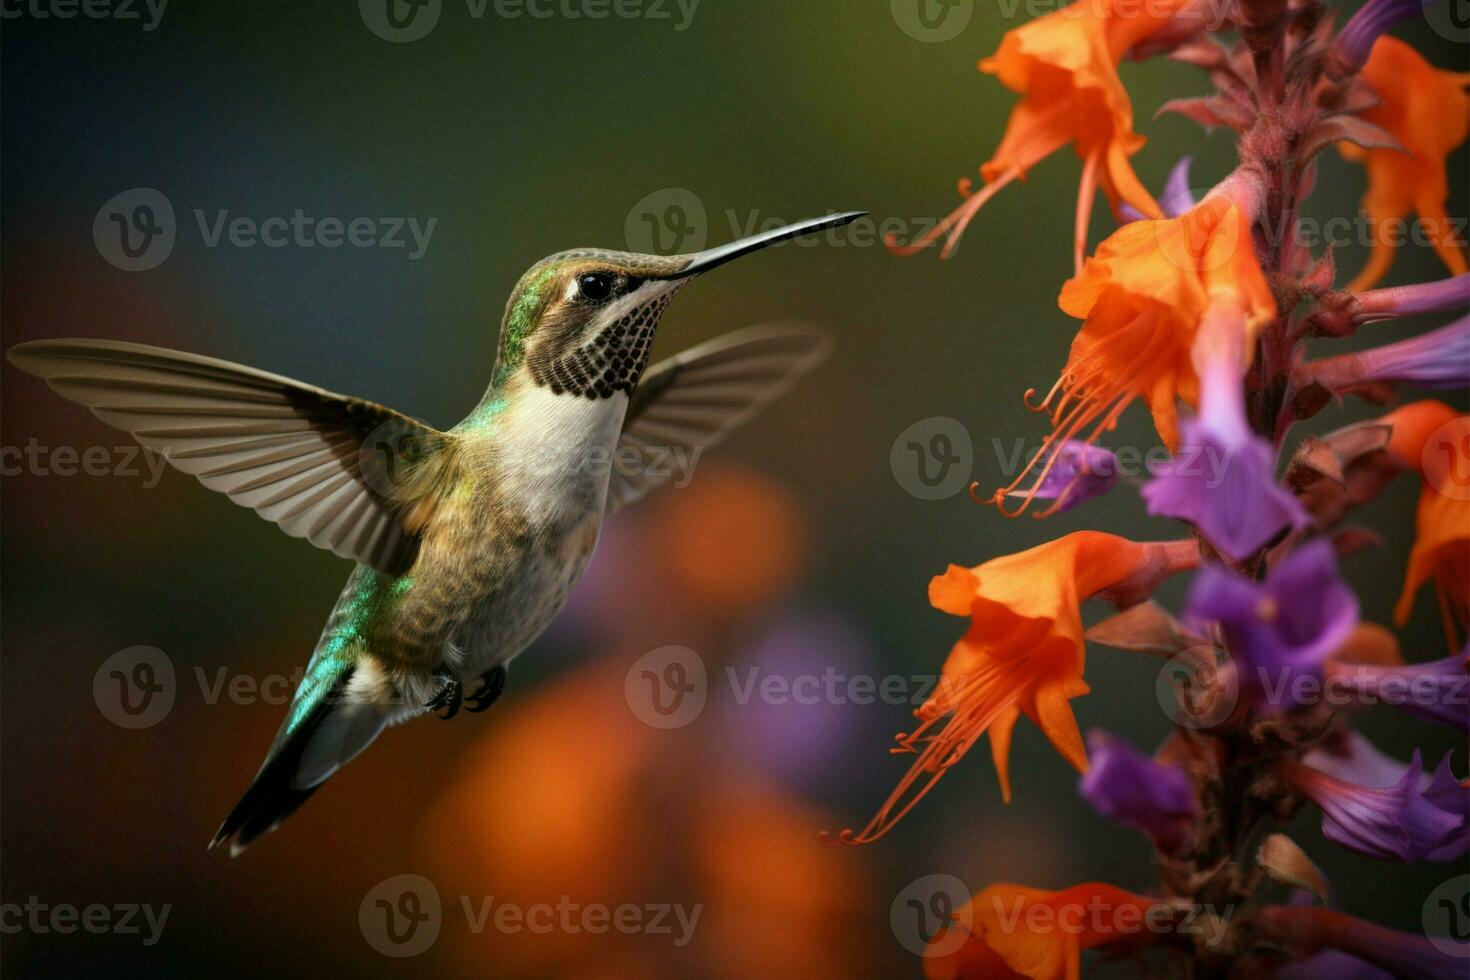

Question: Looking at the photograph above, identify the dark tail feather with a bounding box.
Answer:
[210,680,340,857]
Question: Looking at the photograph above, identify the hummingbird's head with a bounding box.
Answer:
[495,211,864,398]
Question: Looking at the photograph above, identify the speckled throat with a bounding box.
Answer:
[527,290,675,399]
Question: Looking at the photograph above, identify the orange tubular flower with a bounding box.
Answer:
[924,882,1164,980]
[1338,37,1470,291]
[1384,401,1470,647]
[994,185,1275,512]
[831,532,1198,845]
[889,0,1186,265]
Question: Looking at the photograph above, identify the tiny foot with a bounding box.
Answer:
[427,669,463,720]
[464,665,508,714]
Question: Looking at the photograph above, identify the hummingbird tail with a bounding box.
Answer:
[210,668,388,857]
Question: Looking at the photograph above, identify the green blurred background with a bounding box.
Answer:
[2,2,1465,976]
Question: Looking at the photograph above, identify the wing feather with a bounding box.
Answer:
[607,324,831,512]
[7,338,451,575]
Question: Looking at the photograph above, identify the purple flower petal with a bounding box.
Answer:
[1118,202,1148,223]
[1184,541,1359,708]
[1160,156,1196,218]
[1077,730,1197,852]
[1006,440,1118,514]
[1331,645,1470,731]
[1424,753,1470,861]
[1143,322,1309,560]
[1291,748,1469,862]
[1117,158,1195,224]
[1301,316,1470,392]
[1334,0,1433,70]
[1306,730,1418,788]
[1258,906,1468,977]
[1144,420,1310,561]
[1356,272,1470,324]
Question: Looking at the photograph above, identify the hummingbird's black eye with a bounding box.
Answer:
[576,273,614,302]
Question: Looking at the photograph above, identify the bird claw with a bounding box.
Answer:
[464,665,508,713]
[427,670,463,720]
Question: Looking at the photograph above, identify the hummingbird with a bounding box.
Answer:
[8,210,863,855]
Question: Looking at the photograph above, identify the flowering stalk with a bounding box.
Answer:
[857,0,1470,974]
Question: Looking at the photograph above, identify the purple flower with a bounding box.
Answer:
[1257,906,1468,977]
[1143,309,1309,560]
[1144,422,1310,560]
[1119,157,1196,222]
[1329,645,1470,731]
[1290,747,1469,862]
[1004,440,1118,514]
[717,611,877,792]
[1355,272,1470,324]
[1333,0,1432,70]
[1184,540,1359,708]
[1297,316,1470,393]
[1306,730,1420,787]
[1077,730,1197,853]
[1303,732,1469,860]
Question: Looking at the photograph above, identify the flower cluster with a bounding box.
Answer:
[853,0,1470,974]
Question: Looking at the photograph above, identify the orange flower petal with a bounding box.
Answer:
[1002,194,1273,505]
[834,534,1198,843]
[961,881,1161,980]
[932,564,982,617]
[1340,37,1470,290]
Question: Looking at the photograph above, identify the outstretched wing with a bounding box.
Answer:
[7,338,452,576]
[607,323,832,512]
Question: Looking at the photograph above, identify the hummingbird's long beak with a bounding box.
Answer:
[669,211,867,277]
